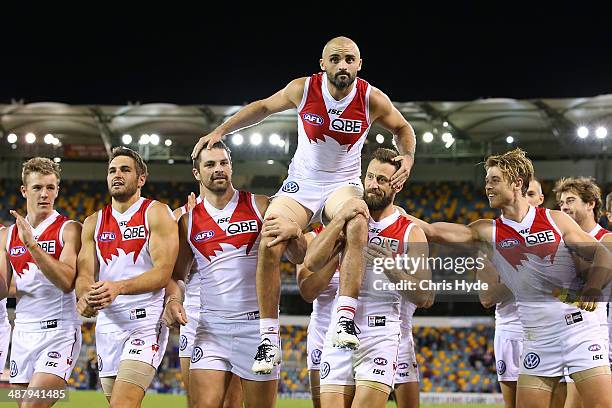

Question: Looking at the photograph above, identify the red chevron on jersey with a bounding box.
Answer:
[299,73,369,151]
[593,225,611,242]
[495,207,561,270]
[371,216,413,255]
[8,214,67,277]
[97,199,153,265]
[190,191,262,261]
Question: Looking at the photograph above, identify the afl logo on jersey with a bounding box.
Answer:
[194,230,215,242]
[302,113,324,126]
[99,232,116,242]
[10,246,27,257]
[282,181,299,193]
[499,238,520,249]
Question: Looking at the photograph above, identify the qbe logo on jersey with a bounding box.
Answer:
[122,225,146,241]
[524,230,555,247]
[38,240,56,255]
[226,220,258,236]
[331,118,362,133]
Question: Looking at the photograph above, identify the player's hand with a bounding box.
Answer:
[161,298,188,328]
[186,192,197,211]
[364,239,394,268]
[88,281,123,310]
[77,296,98,318]
[336,200,369,223]
[191,130,224,159]
[263,215,301,247]
[10,210,36,249]
[390,154,414,190]
[576,287,603,312]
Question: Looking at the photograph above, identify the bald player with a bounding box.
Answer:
[193,36,416,374]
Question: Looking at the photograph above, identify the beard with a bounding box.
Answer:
[203,175,229,193]
[109,182,139,202]
[364,189,393,212]
[328,70,355,90]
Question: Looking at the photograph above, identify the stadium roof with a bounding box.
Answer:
[1,96,611,162]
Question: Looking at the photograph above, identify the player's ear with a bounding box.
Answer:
[20,185,26,198]
[192,168,201,182]
[357,59,362,71]
[319,58,325,71]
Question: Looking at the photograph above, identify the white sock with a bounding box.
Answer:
[336,296,358,320]
[259,318,279,346]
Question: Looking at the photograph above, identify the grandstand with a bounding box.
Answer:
[0,98,610,406]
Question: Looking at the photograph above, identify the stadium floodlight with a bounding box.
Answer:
[164,139,172,147]
[150,134,160,146]
[139,134,150,145]
[422,132,434,143]
[122,134,132,144]
[376,134,384,144]
[25,133,36,144]
[167,159,174,164]
[7,133,17,144]
[232,133,243,146]
[278,139,286,148]
[250,132,262,146]
[506,136,514,144]
[442,132,454,148]
[443,121,449,128]
[44,134,54,144]
[267,160,274,165]
[51,137,60,146]
[269,133,281,146]
[595,126,607,139]
[577,126,589,139]
[53,157,61,163]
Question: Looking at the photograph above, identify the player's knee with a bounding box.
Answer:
[345,212,368,243]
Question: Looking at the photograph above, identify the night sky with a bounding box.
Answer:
[3,5,611,105]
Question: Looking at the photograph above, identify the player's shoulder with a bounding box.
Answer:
[469,219,495,240]
[82,212,99,230]
[147,200,174,219]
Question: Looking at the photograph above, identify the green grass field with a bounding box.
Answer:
[46,390,504,407]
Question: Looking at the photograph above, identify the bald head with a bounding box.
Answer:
[322,36,360,59]
[526,179,544,207]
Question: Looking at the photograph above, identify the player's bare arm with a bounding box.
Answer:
[192,77,307,157]
[404,213,492,245]
[162,213,192,327]
[369,87,416,189]
[297,232,342,303]
[0,228,10,299]
[303,202,367,272]
[75,213,100,317]
[88,202,179,309]
[475,257,513,308]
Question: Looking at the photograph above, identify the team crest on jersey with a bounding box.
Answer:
[99,232,116,242]
[302,113,324,126]
[194,230,215,242]
[10,246,27,257]
[499,238,519,249]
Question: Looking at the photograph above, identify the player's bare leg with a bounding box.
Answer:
[109,380,146,408]
[190,369,235,408]
[325,188,368,350]
[223,375,243,408]
[563,382,584,408]
[180,358,193,407]
[573,370,612,408]
[309,371,322,408]
[320,387,354,408]
[11,383,28,408]
[253,196,311,374]
[500,381,517,408]
[516,375,559,408]
[351,384,390,408]
[394,382,420,408]
[240,378,278,408]
[20,373,67,408]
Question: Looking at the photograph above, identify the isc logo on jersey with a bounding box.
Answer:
[331,118,362,133]
[226,220,259,236]
[122,225,146,241]
[369,236,399,253]
[524,230,555,247]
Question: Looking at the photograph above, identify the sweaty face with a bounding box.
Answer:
[526,180,544,207]
[107,156,144,202]
[21,173,59,214]
[321,41,361,91]
[485,167,517,209]
[363,160,396,211]
[196,148,232,193]
[558,191,592,223]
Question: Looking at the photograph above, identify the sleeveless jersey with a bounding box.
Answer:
[588,224,612,330]
[290,72,372,181]
[95,197,163,328]
[188,191,263,319]
[492,206,599,340]
[0,226,6,324]
[176,197,203,309]
[6,211,79,326]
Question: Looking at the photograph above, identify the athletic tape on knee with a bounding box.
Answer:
[100,377,116,397]
[517,374,560,392]
[115,360,156,391]
[320,384,356,396]
[570,365,611,383]
[356,380,392,395]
